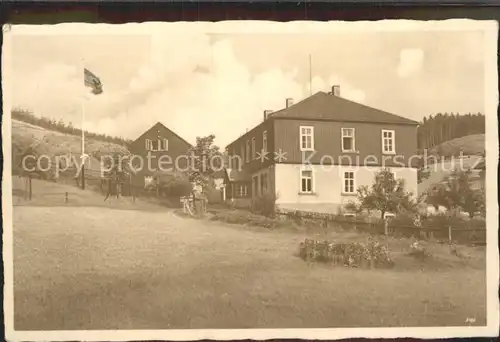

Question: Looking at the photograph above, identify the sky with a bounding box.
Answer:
[7,22,486,147]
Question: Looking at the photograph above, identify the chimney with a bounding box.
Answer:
[332,85,340,97]
[263,110,273,120]
[286,98,294,108]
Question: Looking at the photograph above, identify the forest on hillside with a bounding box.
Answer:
[11,108,133,147]
[417,112,485,150]
[11,108,485,153]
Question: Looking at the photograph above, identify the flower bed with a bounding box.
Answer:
[298,238,394,268]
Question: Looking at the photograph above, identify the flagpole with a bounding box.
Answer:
[309,54,312,96]
[81,100,86,190]
[81,63,86,190]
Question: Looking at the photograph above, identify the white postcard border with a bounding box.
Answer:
[2,19,499,341]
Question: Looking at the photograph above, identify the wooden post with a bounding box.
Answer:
[65,192,68,204]
[384,218,388,235]
[81,164,85,190]
[448,226,452,244]
[28,175,32,200]
[24,176,28,200]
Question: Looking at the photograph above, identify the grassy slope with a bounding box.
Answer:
[13,205,486,330]
[12,177,171,210]
[418,133,485,196]
[417,155,483,196]
[429,134,484,157]
[12,119,128,173]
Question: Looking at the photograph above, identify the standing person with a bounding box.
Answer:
[103,177,112,202]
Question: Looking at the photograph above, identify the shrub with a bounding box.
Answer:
[210,209,285,229]
[251,192,278,218]
[157,175,193,198]
[205,183,223,204]
[422,213,467,230]
[298,238,394,268]
[408,240,430,260]
[388,212,421,238]
[469,217,486,229]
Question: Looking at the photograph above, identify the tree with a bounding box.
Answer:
[426,170,484,218]
[156,172,193,198]
[351,169,417,221]
[187,134,222,190]
[414,155,430,184]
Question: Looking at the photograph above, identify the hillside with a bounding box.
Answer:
[418,155,483,196]
[417,134,485,196]
[11,119,129,176]
[428,134,484,157]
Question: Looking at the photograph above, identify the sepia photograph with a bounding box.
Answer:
[2,19,499,341]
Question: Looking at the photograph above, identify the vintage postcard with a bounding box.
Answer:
[2,20,499,341]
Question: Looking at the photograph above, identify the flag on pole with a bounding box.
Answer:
[84,68,103,95]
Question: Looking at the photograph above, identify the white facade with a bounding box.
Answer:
[273,163,418,214]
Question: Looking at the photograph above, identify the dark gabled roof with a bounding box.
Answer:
[132,122,193,147]
[212,169,226,179]
[268,91,419,125]
[224,168,250,182]
[473,158,486,170]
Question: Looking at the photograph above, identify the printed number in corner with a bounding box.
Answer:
[465,317,476,324]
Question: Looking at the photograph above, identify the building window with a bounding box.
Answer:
[253,175,259,197]
[147,139,160,151]
[382,130,395,154]
[343,171,355,194]
[261,173,268,194]
[300,126,314,151]
[341,128,355,152]
[160,138,168,151]
[231,152,240,170]
[236,184,248,197]
[262,130,268,153]
[251,137,256,160]
[246,140,250,163]
[300,169,313,193]
[240,144,245,165]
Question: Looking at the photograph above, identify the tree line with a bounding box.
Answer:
[417,112,485,150]
[12,108,485,156]
[11,108,133,147]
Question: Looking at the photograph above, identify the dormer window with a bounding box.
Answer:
[146,138,168,151]
[160,138,169,151]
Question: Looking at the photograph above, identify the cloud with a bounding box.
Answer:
[9,30,368,148]
[397,48,424,78]
[106,35,365,147]
[311,75,366,103]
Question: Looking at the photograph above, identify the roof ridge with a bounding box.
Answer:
[268,91,325,118]
[330,94,419,124]
[270,91,418,125]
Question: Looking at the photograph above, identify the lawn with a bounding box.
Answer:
[11,176,171,211]
[12,205,487,330]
